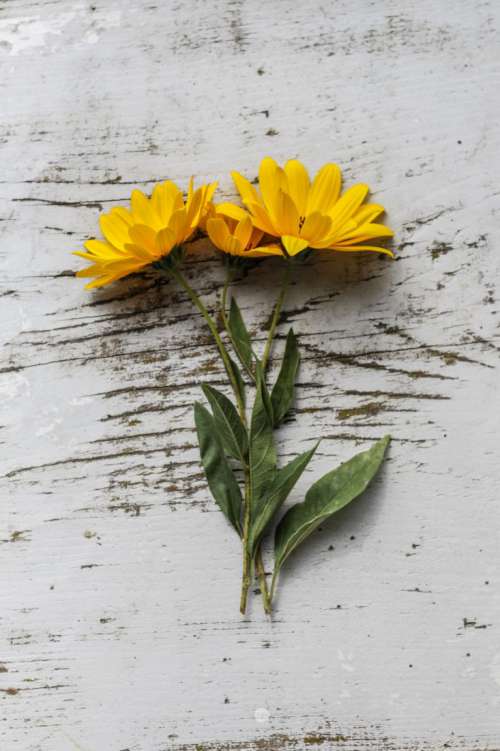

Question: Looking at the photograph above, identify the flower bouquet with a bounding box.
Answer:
[74,157,393,614]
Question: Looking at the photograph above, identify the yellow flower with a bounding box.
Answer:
[207,206,283,258]
[74,179,217,288]
[218,157,394,258]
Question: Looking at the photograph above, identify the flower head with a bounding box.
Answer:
[75,179,217,288]
[218,157,393,258]
[207,206,283,258]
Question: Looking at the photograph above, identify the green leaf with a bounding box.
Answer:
[227,354,246,408]
[250,442,318,554]
[249,365,276,509]
[201,384,248,463]
[274,435,391,574]
[271,328,300,427]
[228,297,254,375]
[194,402,243,535]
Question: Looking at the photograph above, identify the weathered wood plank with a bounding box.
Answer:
[1,1,500,749]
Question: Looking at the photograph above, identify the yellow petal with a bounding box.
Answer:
[124,243,157,261]
[258,156,282,217]
[101,259,147,273]
[353,203,385,225]
[185,187,206,229]
[110,206,134,225]
[205,181,218,203]
[246,202,276,235]
[215,202,248,222]
[273,191,299,235]
[207,217,231,251]
[131,189,160,228]
[307,163,341,214]
[300,212,332,244]
[83,238,124,259]
[186,176,194,205]
[284,160,310,215]
[244,244,284,257]
[76,264,105,277]
[231,171,260,206]
[281,235,309,256]
[81,257,147,277]
[168,207,190,243]
[156,227,176,255]
[329,184,369,231]
[249,226,264,249]
[226,236,243,255]
[234,215,253,249]
[152,181,183,225]
[128,224,157,255]
[99,213,130,251]
[330,243,394,258]
[74,251,98,261]
[155,227,175,256]
[336,223,394,244]
[85,268,137,289]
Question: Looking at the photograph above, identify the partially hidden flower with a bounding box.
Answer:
[218,157,394,258]
[74,179,217,288]
[206,207,283,258]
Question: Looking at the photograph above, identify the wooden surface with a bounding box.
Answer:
[1,1,500,749]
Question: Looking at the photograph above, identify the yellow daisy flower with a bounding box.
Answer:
[207,207,283,258]
[74,178,217,288]
[218,157,394,258]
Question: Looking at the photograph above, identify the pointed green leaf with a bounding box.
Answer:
[194,402,242,535]
[250,442,318,554]
[228,297,254,375]
[274,435,391,574]
[227,354,246,408]
[271,328,300,426]
[249,365,276,508]
[201,384,248,463]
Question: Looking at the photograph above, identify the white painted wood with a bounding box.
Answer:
[1,1,500,748]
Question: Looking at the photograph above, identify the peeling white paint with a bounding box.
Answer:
[1,1,499,749]
[0,13,76,55]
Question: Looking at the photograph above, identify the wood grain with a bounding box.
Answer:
[1,1,499,748]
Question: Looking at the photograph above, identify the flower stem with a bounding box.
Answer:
[168,266,246,423]
[261,262,292,372]
[220,264,233,331]
[219,266,271,613]
[167,262,274,615]
[270,570,278,604]
[240,469,252,614]
[168,265,265,612]
[220,264,256,384]
[255,548,272,614]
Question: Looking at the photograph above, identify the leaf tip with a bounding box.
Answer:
[200,382,211,398]
[194,400,208,420]
[378,434,391,456]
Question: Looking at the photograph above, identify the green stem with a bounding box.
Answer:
[261,262,292,372]
[167,262,275,615]
[168,266,246,423]
[220,264,233,331]
[270,570,278,604]
[219,267,269,613]
[221,264,256,384]
[240,468,252,614]
[255,548,272,614]
[167,264,258,613]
